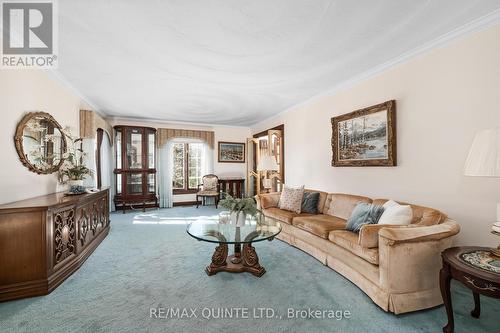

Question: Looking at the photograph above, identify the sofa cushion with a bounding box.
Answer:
[328,230,379,265]
[346,203,385,232]
[305,189,328,214]
[373,199,445,226]
[263,207,312,224]
[263,207,296,224]
[279,185,304,213]
[260,193,280,209]
[378,200,412,225]
[292,214,347,239]
[301,192,320,214]
[324,194,372,220]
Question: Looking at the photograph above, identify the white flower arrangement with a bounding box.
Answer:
[59,159,73,172]
[58,128,93,183]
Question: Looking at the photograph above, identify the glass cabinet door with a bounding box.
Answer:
[127,128,143,169]
[114,125,157,204]
[147,173,155,193]
[126,173,143,194]
[116,174,122,194]
[116,129,122,169]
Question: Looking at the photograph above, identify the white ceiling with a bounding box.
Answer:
[57,0,500,126]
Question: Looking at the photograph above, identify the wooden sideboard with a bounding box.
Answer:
[219,177,245,198]
[0,188,110,302]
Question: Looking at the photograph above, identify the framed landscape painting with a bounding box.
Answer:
[218,142,246,163]
[331,100,396,167]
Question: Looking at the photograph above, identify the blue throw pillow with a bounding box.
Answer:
[346,203,385,233]
[301,192,320,214]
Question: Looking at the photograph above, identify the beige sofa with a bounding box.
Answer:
[256,190,460,314]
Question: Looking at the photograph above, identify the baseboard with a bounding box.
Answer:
[0,279,48,302]
[173,201,198,207]
[116,203,159,211]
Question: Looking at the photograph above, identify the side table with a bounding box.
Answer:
[440,246,500,333]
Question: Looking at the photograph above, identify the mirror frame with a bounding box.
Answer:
[14,111,68,174]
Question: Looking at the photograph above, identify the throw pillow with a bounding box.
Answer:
[279,185,305,214]
[301,192,320,214]
[378,200,413,225]
[346,203,385,232]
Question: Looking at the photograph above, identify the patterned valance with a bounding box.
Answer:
[79,110,113,144]
[158,128,215,149]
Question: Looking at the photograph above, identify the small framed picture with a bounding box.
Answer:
[218,142,246,163]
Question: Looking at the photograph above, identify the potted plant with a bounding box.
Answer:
[58,128,93,193]
[219,194,258,227]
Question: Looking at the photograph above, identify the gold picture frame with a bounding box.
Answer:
[331,100,396,167]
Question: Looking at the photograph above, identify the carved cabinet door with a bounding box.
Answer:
[89,196,107,239]
[76,202,92,253]
[76,193,109,253]
[51,206,77,269]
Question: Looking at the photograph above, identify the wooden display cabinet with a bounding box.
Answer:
[114,126,158,212]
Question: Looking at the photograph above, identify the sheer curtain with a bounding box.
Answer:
[157,138,214,208]
[157,140,175,208]
[109,136,116,211]
[82,138,97,188]
[100,133,115,211]
[201,141,215,205]
[202,142,214,176]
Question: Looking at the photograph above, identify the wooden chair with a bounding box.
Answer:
[196,174,220,208]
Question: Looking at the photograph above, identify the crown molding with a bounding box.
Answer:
[105,115,251,129]
[250,9,500,127]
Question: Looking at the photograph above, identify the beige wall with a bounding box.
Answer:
[251,24,500,246]
[107,118,251,203]
[0,70,89,204]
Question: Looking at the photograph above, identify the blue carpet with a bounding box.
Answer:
[0,207,498,333]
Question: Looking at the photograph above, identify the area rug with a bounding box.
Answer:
[0,207,497,333]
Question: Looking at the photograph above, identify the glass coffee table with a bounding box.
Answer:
[186,211,281,277]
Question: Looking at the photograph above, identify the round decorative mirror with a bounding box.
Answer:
[14,112,67,174]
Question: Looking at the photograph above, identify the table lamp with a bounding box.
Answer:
[257,155,279,191]
[464,128,500,257]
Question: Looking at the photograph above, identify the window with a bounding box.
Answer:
[172,143,185,189]
[172,142,204,193]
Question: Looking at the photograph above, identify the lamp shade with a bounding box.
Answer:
[257,155,279,171]
[464,129,500,177]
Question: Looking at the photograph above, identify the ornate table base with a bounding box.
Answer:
[440,247,500,333]
[205,243,266,277]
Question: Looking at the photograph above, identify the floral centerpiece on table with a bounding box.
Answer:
[58,127,93,194]
[219,193,258,226]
